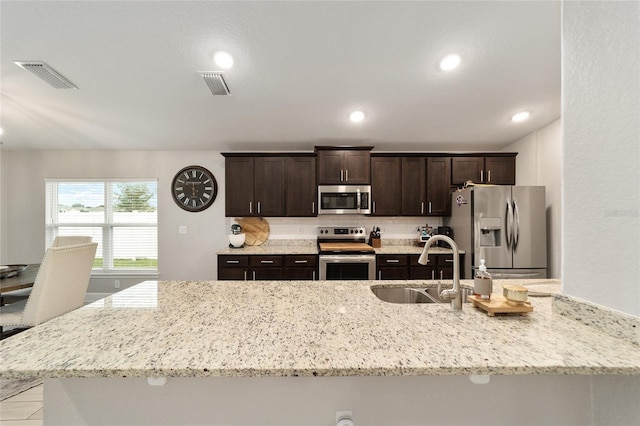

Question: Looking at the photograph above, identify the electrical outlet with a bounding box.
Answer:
[114,280,120,289]
[179,225,188,234]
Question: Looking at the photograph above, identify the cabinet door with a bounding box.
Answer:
[485,157,516,185]
[343,150,371,184]
[317,150,344,184]
[283,255,318,280]
[409,254,437,280]
[225,157,254,217]
[377,267,409,280]
[254,157,286,216]
[217,255,249,280]
[451,157,484,185]
[250,255,284,280]
[401,157,427,216]
[371,157,401,216]
[426,157,452,216]
[286,157,317,216]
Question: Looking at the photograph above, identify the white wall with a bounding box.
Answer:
[503,118,562,278]
[562,1,640,316]
[1,151,229,290]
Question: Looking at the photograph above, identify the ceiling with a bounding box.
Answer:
[0,1,561,152]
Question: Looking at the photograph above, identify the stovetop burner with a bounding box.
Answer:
[317,226,374,254]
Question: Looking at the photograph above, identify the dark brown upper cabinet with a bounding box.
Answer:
[371,156,402,216]
[285,156,317,216]
[451,154,516,186]
[426,157,451,216]
[316,147,372,184]
[223,154,316,217]
[401,157,427,216]
[223,156,285,217]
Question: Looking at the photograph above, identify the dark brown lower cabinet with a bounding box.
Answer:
[218,254,318,281]
[283,255,318,280]
[376,255,409,280]
[376,253,465,280]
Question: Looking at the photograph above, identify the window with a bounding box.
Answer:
[45,179,158,274]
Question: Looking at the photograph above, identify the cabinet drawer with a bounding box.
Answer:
[376,255,409,266]
[284,255,318,267]
[250,255,283,267]
[409,254,437,266]
[218,255,249,267]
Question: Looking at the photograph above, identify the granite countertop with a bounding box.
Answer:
[1,279,638,380]
[217,239,463,255]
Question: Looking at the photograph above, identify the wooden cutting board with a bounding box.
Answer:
[318,242,375,252]
[468,295,533,317]
[234,217,270,246]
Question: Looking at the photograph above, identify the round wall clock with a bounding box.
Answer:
[171,165,218,212]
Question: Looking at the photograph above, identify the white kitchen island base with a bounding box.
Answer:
[45,375,640,425]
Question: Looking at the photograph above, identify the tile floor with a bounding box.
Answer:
[0,384,43,426]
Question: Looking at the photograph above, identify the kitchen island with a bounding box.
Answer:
[1,279,638,425]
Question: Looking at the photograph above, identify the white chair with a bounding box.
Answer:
[1,236,93,305]
[0,242,97,338]
[52,235,92,247]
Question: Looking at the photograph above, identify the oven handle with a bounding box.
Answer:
[319,254,376,262]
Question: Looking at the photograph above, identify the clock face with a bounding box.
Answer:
[171,166,218,212]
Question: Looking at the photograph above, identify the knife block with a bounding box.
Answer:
[370,238,381,248]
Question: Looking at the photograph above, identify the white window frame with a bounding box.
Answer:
[45,178,159,277]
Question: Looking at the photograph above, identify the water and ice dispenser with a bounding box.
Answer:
[479,218,501,247]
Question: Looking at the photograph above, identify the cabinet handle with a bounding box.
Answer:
[249,201,252,214]
[313,271,316,280]
[444,259,454,263]
[428,201,432,214]
[226,260,240,264]
[312,201,315,214]
[431,270,435,280]
[480,170,484,182]
[373,201,376,214]
[257,201,261,214]
[440,270,444,280]
[421,202,424,214]
[487,170,491,182]
[244,270,247,281]
[386,259,400,263]
[340,170,344,182]
[252,270,256,280]
[378,271,382,280]
[294,260,308,264]
[260,260,274,264]
[345,169,349,182]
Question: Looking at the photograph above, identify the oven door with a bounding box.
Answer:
[319,254,376,280]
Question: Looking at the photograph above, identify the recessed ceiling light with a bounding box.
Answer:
[213,51,234,69]
[350,111,365,123]
[511,111,531,122]
[439,54,461,71]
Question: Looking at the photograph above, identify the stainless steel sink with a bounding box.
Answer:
[371,287,447,304]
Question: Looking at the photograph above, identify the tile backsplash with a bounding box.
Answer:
[225,216,444,240]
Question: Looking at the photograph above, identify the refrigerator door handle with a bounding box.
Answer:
[513,199,520,250]
[505,199,513,249]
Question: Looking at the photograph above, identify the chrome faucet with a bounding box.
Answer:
[418,235,462,310]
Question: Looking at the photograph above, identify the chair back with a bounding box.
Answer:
[20,242,98,326]
[51,235,92,247]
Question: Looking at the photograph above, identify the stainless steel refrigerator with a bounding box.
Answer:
[445,186,547,279]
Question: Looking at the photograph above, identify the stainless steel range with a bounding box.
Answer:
[317,226,376,280]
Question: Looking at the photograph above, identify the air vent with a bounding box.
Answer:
[201,72,230,96]
[14,61,78,89]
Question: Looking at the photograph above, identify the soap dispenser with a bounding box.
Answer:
[474,259,492,300]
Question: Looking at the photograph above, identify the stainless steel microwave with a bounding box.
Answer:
[317,185,371,215]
